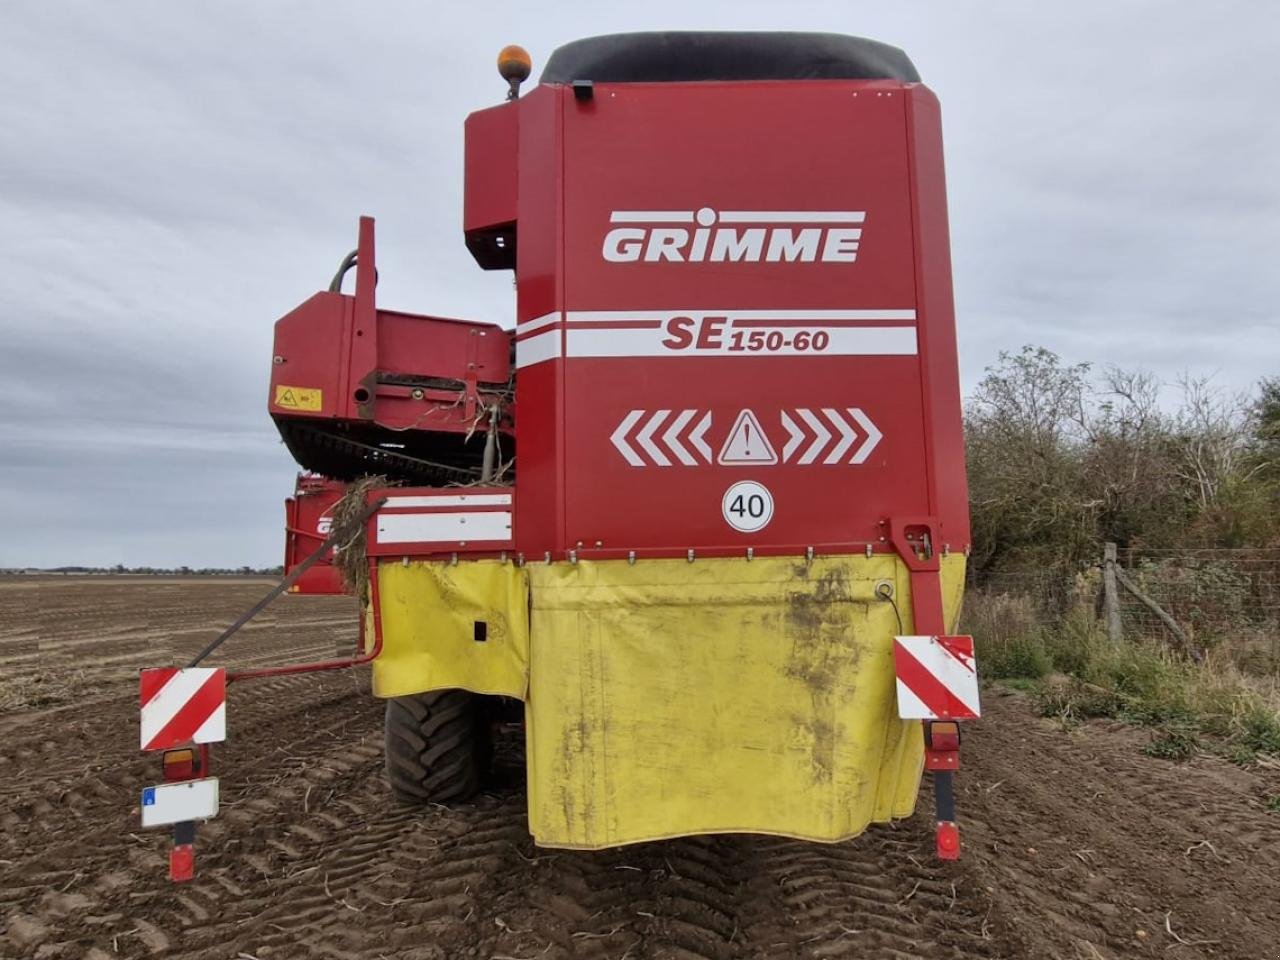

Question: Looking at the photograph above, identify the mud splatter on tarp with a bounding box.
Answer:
[784,567,860,784]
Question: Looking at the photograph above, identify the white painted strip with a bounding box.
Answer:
[610,410,646,467]
[823,408,857,464]
[636,410,672,467]
[140,669,216,750]
[897,637,982,717]
[662,409,698,466]
[376,511,513,545]
[383,494,511,508]
[565,309,916,323]
[566,326,917,359]
[895,679,935,720]
[515,329,561,369]
[190,703,225,745]
[780,412,805,463]
[141,777,219,829]
[516,311,561,333]
[849,408,883,464]
[610,211,694,223]
[717,211,866,223]
[688,411,713,463]
[797,408,831,465]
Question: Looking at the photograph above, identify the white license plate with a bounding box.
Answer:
[140,777,219,828]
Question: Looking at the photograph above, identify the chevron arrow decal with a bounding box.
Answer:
[779,408,883,465]
[611,408,882,467]
[610,410,646,467]
[848,407,883,463]
[611,410,715,467]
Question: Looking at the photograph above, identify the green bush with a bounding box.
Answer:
[1238,707,1280,754]
[1142,726,1200,760]
[1035,678,1126,722]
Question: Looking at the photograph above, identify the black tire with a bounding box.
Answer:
[384,690,490,804]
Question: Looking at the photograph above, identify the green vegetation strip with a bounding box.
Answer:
[968,595,1280,767]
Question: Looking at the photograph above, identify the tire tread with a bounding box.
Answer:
[384,690,488,804]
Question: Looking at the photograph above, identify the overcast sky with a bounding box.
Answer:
[2,2,1277,568]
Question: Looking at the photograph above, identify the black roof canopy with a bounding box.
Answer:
[540,31,919,85]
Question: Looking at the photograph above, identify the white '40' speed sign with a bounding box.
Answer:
[721,480,774,533]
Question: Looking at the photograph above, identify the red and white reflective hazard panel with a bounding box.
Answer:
[893,635,981,721]
[139,668,226,751]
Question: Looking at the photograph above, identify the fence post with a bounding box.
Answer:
[1103,542,1122,643]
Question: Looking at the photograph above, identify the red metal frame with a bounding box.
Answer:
[267,218,512,438]
[227,558,384,682]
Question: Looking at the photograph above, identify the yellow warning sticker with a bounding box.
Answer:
[274,385,323,412]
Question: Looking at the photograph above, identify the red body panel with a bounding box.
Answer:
[510,88,566,554]
[464,103,518,235]
[906,87,970,546]
[499,81,968,559]
[283,475,347,595]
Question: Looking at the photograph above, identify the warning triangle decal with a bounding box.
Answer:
[717,409,778,465]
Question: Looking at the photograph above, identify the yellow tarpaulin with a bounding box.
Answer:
[371,553,965,849]
[372,559,529,700]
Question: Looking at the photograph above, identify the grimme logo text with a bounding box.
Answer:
[603,207,864,263]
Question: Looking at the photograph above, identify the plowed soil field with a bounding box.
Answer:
[3,577,1278,960]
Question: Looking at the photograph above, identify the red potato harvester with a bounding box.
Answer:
[139,32,979,881]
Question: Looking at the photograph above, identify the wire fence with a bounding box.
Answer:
[1118,548,1280,673]
[972,547,1280,675]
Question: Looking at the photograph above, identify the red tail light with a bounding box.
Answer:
[162,748,197,782]
[936,821,960,860]
[925,720,961,752]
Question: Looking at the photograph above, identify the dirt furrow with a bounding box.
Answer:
[5,579,1280,960]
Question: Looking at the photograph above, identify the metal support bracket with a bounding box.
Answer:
[886,515,966,860]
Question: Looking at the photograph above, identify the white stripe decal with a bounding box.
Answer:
[717,211,866,223]
[849,408,883,464]
[688,412,713,462]
[635,409,672,467]
[610,211,694,223]
[383,494,511,508]
[565,309,916,323]
[516,311,561,332]
[515,329,561,369]
[565,326,917,359]
[376,511,513,544]
[662,409,698,466]
[797,409,831,465]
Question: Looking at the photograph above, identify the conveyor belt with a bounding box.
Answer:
[275,419,497,486]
